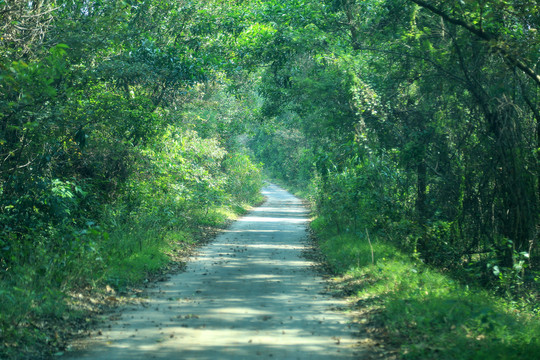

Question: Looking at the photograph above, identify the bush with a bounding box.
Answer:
[224,153,263,204]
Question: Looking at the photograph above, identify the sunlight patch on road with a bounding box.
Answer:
[253,206,306,213]
[237,216,306,223]
[242,243,304,250]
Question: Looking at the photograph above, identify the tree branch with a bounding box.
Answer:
[408,0,540,87]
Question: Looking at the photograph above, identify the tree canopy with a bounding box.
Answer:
[1,0,538,358]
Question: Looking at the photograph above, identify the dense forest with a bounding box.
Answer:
[1,0,539,359]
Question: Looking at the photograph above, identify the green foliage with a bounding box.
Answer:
[1,0,539,357]
[312,217,403,271]
[247,0,539,293]
[104,242,170,288]
[313,220,540,359]
[314,149,404,234]
[0,1,265,357]
[244,2,539,357]
[224,153,263,204]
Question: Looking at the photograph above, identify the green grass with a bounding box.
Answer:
[104,244,170,287]
[311,216,540,360]
[97,200,261,290]
[0,199,260,359]
[0,263,70,358]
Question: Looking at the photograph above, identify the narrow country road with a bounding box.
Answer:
[67,184,361,359]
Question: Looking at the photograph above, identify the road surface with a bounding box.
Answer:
[67,184,361,359]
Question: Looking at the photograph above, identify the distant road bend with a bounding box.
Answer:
[68,184,361,359]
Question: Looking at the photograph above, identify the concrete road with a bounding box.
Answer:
[67,184,361,359]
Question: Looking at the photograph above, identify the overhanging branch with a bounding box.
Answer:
[409,0,540,87]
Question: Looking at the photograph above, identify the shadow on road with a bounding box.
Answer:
[68,185,360,360]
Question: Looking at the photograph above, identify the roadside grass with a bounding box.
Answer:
[311,216,540,360]
[101,202,258,289]
[0,200,260,360]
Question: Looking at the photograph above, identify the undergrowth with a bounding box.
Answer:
[0,200,259,360]
[311,216,540,360]
[0,116,264,359]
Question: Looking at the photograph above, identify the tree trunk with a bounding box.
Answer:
[416,159,427,224]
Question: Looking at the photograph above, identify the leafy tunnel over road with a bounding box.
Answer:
[67,184,362,359]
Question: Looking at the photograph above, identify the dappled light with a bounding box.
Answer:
[2,0,538,358]
[67,185,359,359]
